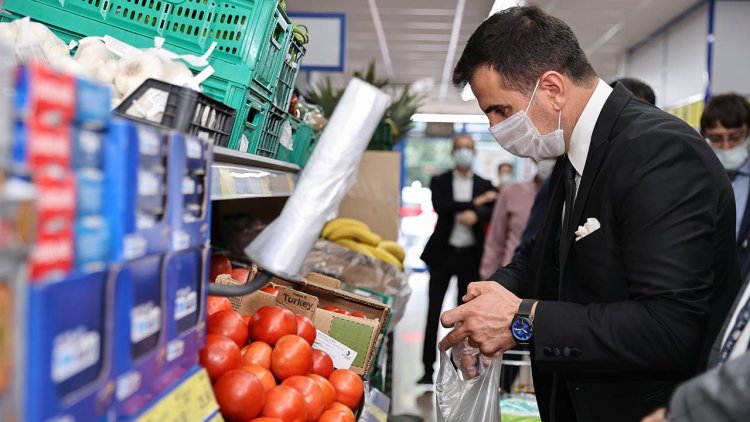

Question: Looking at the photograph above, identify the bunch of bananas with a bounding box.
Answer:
[321,218,405,270]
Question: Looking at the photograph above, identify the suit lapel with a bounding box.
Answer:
[737,191,750,249]
[559,83,633,270]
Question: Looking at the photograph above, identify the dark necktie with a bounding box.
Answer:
[718,296,750,364]
[559,157,577,264]
[728,170,739,182]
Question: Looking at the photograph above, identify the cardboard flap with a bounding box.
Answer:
[274,287,318,320]
[305,272,342,289]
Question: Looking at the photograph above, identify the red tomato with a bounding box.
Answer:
[272,335,313,381]
[251,418,284,422]
[311,349,334,378]
[207,296,233,316]
[231,267,250,284]
[210,255,232,282]
[243,314,252,325]
[207,310,249,348]
[318,409,355,422]
[242,364,276,392]
[249,306,298,346]
[241,342,273,369]
[334,309,350,316]
[326,403,355,420]
[213,369,265,420]
[262,385,307,422]
[328,369,364,409]
[260,284,282,295]
[200,334,242,382]
[295,314,316,346]
[321,305,339,312]
[309,374,336,408]
[350,312,367,318]
[282,376,325,422]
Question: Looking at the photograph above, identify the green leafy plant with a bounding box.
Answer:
[352,61,389,89]
[308,76,344,120]
[386,85,424,139]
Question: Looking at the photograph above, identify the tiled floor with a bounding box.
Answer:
[390,272,460,421]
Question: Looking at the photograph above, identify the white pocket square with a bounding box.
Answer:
[575,218,601,242]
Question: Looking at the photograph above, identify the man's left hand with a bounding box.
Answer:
[457,210,478,226]
[439,281,521,356]
[642,408,667,422]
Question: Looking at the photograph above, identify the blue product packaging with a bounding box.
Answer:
[105,118,176,261]
[74,215,109,273]
[75,77,112,130]
[171,133,212,251]
[76,168,104,217]
[160,247,208,390]
[25,270,115,422]
[112,254,166,418]
[72,127,104,170]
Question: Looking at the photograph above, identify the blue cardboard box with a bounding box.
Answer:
[72,127,104,171]
[160,247,208,387]
[105,119,176,261]
[75,78,111,130]
[25,270,116,422]
[171,133,212,251]
[74,215,109,273]
[112,254,166,419]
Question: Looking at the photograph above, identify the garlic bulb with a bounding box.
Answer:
[51,56,88,77]
[0,23,18,46]
[114,53,164,98]
[74,38,112,75]
[95,60,118,84]
[160,57,193,86]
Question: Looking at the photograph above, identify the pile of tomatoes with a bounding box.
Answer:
[201,299,364,422]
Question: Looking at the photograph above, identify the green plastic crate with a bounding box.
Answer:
[299,130,320,167]
[231,90,270,153]
[368,121,394,150]
[275,116,313,165]
[273,38,305,112]
[250,2,291,100]
[252,105,286,158]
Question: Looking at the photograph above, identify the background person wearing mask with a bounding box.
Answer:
[418,134,496,385]
[481,159,554,279]
[438,6,741,421]
[497,162,515,188]
[702,94,750,278]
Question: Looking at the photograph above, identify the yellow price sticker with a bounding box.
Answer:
[368,403,389,422]
[218,168,236,198]
[136,368,220,422]
[260,176,272,195]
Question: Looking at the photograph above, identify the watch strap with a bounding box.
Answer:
[517,298,536,321]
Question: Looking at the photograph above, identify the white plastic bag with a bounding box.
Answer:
[436,341,502,422]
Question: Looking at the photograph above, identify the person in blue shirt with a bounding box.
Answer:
[702,94,750,278]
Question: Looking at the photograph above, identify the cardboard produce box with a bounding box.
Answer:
[216,273,390,377]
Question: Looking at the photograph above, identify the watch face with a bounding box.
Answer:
[511,317,534,342]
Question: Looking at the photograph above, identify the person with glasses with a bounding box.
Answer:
[702,94,750,277]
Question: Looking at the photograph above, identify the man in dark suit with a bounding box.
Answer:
[438,6,741,422]
[700,94,750,278]
[418,134,496,384]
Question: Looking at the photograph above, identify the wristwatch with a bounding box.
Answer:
[510,299,536,344]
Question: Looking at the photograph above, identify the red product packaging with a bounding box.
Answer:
[22,121,73,170]
[35,169,76,234]
[15,63,76,127]
[28,228,74,282]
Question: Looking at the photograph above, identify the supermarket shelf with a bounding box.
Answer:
[135,366,219,422]
[211,146,299,200]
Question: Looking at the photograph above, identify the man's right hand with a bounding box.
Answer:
[473,190,498,207]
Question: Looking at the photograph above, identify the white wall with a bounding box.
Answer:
[625,3,708,108]
[712,1,750,96]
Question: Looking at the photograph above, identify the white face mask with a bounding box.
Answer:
[536,160,556,178]
[453,147,475,168]
[499,174,513,184]
[711,138,750,171]
[489,80,565,160]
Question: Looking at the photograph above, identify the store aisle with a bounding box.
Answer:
[391,272,459,420]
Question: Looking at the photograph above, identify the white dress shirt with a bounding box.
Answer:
[721,282,750,361]
[567,79,614,193]
[449,171,476,247]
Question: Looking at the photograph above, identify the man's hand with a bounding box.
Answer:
[642,408,667,422]
[473,190,498,207]
[438,281,522,356]
[457,210,479,226]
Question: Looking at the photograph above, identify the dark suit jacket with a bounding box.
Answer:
[736,190,750,277]
[490,83,742,422]
[421,170,495,267]
[514,175,551,258]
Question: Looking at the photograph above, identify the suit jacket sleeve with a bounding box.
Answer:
[481,189,510,279]
[668,352,750,421]
[430,175,473,214]
[533,136,730,374]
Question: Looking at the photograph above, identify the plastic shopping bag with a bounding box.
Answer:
[436,340,502,422]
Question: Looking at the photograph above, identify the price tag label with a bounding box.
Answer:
[136,368,220,422]
[313,330,357,370]
[217,168,235,197]
[286,174,295,194]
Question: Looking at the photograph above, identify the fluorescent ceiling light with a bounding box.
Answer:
[412,113,489,124]
[461,85,475,101]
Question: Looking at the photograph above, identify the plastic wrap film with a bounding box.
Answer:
[301,240,411,329]
[436,343,502,422]
[244,79,390,281]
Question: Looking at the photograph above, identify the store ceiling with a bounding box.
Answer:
[289,0,700,115]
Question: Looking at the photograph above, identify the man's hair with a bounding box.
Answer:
[498,163,514,173]
[452,134,475,150]
[615,78,656,105]
[700,93,750,134]
[453,5,597,94]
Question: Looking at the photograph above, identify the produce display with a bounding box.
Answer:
[202,304,365,421]
[320,218,405,270]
